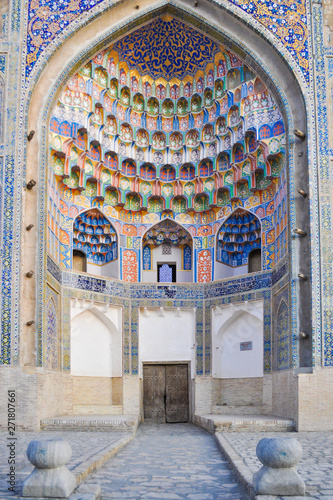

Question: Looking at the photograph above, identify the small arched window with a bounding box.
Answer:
[73,250,87,272]
[248,249,261,273]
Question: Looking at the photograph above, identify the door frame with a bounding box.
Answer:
[141,361,192,422]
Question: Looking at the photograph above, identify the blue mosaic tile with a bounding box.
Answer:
[1,156,14,365]
[47,255,62,283]
[25,0,309,83]
[114,17,219,80]
[0,56,5,75]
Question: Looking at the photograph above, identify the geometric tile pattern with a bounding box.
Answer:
[47,15,289,282]
[45,296,58,370]
[26,0,309,82]
[313,5,333,368]
[276,298,290,370]
[227,0,309,82]
[114,16,220,80]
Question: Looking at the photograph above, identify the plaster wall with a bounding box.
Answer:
[214,262,248,280]
[70,302,122,377]
[138,308,196,378]
[86,259,118,279]
[212,300,264,378]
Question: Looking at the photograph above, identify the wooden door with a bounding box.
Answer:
[143,365,166,423]
[165,364,189,423]
[143,364,189,423]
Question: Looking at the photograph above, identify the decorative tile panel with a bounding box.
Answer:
[25,0,309,82]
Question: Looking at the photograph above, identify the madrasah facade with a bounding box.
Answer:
[0,0,333,431]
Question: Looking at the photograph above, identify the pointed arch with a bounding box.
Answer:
[141,218,193,283]
[215,207,261,277]
[22,0,314,369]
[72,207,119,277]
[70,305,122,377]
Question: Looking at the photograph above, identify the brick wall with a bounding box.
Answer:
[215,377,263,406]
[0,368,73,430]
[298,369,333,431]
[72,376,112,405]
[123,375,141,415]
[272,369,298,421]
[194,377,212,414]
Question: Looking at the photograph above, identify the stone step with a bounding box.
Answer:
[212,405,265,415]
[40,414,140,432]
[72,404,123,415]
[194,414,295,433]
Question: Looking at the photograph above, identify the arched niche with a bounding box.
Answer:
[142,219,193,283]
[248,248,262,273]
[73,250,87,272]
[72,208,119,278]
[212,301,264,379]
[215,208,262,279]
[70,304,122,377]
[24,0,313,370]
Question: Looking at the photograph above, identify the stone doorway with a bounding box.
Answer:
[143,364,189,423]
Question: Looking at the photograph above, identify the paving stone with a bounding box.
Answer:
[79,423,248,499]
[219,431,333,499]
[0,430,132,498]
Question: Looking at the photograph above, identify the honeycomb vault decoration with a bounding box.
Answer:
[49,15,285,214]
[48,15,288,277]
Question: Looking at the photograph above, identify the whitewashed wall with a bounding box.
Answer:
[139,308,196,377]
[86,259,119,278]
[70,300,122,377]
[214,261,248,280]
[212,300,263,378]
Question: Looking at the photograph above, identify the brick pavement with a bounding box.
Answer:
[1,425,333,499]
[218,431,333,500]
[0,430,132,498]
[81,423,248,499]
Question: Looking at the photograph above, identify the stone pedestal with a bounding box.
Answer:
[253,437,305,496]
[22,439,76,498]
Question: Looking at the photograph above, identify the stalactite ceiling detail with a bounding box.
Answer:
[48,15,288,275]
[49,15,285,215]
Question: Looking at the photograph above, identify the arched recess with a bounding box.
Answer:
[215,208,262,279]
[141,219,193,283]
[276,299,291,371]
[212,301,264,379]
[71,306,122,377]
[23,0,313,370]
[72,207,119,278]
[45,297,59,371]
